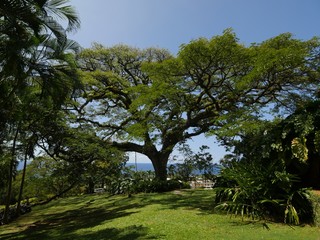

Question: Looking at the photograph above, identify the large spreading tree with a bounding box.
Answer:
[76,30,320,180]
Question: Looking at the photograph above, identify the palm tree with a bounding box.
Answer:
[0,0,80,224]
[0,0,80,99]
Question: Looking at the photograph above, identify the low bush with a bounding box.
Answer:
[214,160,315,225]
[131,179,190,193]
[106,171,190,195]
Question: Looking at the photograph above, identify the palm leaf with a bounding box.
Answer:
[42,0,80,33]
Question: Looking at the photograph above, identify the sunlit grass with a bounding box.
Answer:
[0,190,319,239]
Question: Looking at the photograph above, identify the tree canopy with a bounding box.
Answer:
[76,30,320,180]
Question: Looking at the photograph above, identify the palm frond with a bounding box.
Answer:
[41,15,66,44]
[42,0,80,33]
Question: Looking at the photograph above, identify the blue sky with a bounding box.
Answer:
[69,0,320,52]
[68,0,320,163]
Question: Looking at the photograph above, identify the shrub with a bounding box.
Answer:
[214,160,315,225]
[131,179,189,193]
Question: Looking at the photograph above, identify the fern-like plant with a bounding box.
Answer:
[214,160,314,225]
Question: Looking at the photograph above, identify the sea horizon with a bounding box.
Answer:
[125,162,220,174]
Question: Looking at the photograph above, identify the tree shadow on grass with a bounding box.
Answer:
[1,225,160,240]
[78,225,162,240]
[139,190,216,214]
[0,203,159,240]
[0,190,212,239]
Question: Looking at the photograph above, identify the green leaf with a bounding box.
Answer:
[291,137,308,162]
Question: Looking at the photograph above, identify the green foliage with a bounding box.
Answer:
[215,160,314,225]
[0,154,12,195]
[107,167,189,195]
[174,162,195,182]
[222,100,320,188]
[291,137,308,162]
[129,178,186,193]
[0,0,81,224]
[76,30,320,181]
[169,144,216,181]
[20,156,73,200]
[215,100,320,225]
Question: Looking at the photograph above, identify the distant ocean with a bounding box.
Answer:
[126,162,220,174]
[126,162,155,171]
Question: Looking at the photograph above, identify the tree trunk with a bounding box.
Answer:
[3,126,19,224]
[110,140,172,181]
[16,151,28,217]
[151,156,168,181]
[87,178,95,194]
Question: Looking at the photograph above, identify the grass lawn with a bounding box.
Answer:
[0,189,319,240]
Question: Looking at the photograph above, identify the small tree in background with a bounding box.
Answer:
[173,144,196,182]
